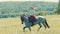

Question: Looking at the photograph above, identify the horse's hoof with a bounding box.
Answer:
[48,27,50,28]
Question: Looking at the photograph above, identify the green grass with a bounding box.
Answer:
[0,15,60,34]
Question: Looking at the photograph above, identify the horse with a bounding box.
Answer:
[20,14,50,32]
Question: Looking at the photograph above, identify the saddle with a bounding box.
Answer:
[28,15,37,23]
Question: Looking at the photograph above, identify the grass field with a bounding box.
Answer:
[0,15,60,34]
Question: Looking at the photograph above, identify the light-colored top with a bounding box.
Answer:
[29,10,35,15]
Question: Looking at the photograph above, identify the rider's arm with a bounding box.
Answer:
[29,10,35,15]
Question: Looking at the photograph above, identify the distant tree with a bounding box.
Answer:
[56,0,60,14]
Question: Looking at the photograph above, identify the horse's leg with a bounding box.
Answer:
[37,23,42,31]
[42,22,46,29]
[23,27,31,32]
[23,27,26,32]
[28,27,31,31]
[45,19,50,28]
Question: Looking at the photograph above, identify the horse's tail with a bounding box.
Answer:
[45,19,50,28]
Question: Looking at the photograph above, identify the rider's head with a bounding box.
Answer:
[30,6,36,10]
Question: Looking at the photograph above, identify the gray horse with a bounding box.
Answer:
[20,14,50,32]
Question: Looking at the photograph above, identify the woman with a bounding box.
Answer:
[29,7,36,26]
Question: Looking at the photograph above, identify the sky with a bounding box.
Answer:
[0,0,59,2]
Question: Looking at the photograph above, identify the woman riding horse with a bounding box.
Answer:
[20,6,50,32]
